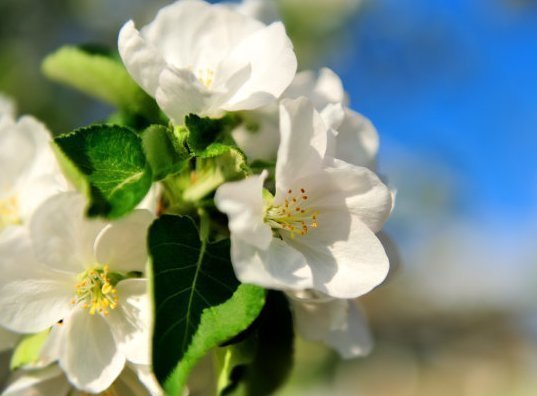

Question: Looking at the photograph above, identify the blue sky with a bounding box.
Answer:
[331,0,537,219]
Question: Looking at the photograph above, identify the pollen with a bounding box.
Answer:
[73,265,119,316]
[0,195,21,230]
[265,187,320,239]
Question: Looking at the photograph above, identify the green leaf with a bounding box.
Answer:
[148,215,266,395]
[54,124,153,219]
[142,125,190,180]
[42,46,159,118]
[10,330,49,370]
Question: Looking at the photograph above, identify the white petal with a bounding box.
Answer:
[230,236,313,291]
[219,22,297,111]
[289,294,347,341]
[2,364,70,396]
[136,183,162,214]
[297,162,392,232]
[118,20,166,97]
[314,67,347,106]
[322,160,392,232]
[320,102,345,131]
[231,106,280,162]
[127,364,165,396]
[60,307,125,393]
[0,266,74,333]
[141,0,263,72]
[276,97,328,193]
[155,66,216,124]
[0,115,49,196]
[324,302,373,358]
[39,323,65,365]
[215,172,272,250]
[108,279,151,365]
[0,228,74,334]
[332,108,379,169]
[95,210,154,274]
[30,192,107,273]
[112,364,163,396]
[284,67,346,109]
[287,212,389,298]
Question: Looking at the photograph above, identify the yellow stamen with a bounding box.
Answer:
[74,265,119,316]
[265,187,320,239]
[0,195,21,230]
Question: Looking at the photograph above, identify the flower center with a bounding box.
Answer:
[0,195,21,230]
[265,188,319,239]
[196,67,215,89]
[72,265,119,316]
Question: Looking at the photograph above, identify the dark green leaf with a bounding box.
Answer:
[142,124,190,180]
[54,124,153,219]
[42,45,159,118]
[148,215,266,395]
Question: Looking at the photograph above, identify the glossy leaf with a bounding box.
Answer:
[148,215,265,395]
[54,124,153,219]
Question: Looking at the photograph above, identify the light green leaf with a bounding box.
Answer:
[148,215,266,395]
[10,330,49,370]
[42,46,159,118]
[54,124,153,219]
[142,124,190,180]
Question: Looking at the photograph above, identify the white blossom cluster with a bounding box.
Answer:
[0,0,395,393]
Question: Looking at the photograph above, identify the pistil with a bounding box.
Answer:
[72,265,119,316]
[265,187,319,239]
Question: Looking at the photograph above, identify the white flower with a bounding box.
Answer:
[0,193,154,393]
[232,67,379,169]
[0,104,66,240]
[287,291,373,359]
[215,97,392,298]
[118,0,297,124]
[2,363,163,396]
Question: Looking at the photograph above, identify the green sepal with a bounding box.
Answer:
[10,330,49,370]
[54,124,153,219]
[148,215,266,395]
[142,124,190,181]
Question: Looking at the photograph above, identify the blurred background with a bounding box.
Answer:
[1,0,537,394]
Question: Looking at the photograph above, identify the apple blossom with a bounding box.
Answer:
[215,97,392,298]
[118,0,297,124]
[232,67,379,169]
[2,364,163,396]
[287,291,373,358]
[0,101,66,240]
[0,193,154,393]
